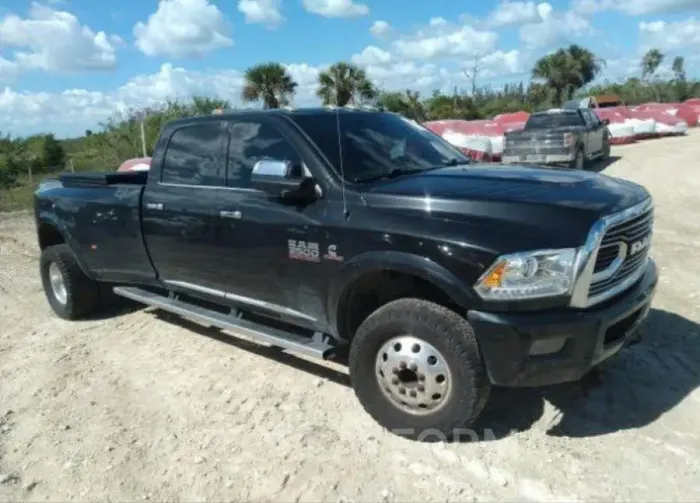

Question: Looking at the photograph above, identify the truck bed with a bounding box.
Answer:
[35,171,156,284]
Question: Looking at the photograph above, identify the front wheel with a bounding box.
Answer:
[569,148,585,170]
[349,298,491,441]
[40,244,101,320]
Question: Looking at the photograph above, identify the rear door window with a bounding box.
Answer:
[161,122,227,186]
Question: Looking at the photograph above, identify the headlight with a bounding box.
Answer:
[474,248,578,300]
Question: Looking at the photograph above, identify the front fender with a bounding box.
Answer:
[327,250,477,338]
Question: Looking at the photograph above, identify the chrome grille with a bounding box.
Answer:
[588,205,654,302]
[504,133,567,155]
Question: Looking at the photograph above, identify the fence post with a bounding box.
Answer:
[28,165,33,184]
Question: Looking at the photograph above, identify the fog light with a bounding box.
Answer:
[529,337,567,356]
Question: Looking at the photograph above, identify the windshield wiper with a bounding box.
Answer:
[353,167,427,183]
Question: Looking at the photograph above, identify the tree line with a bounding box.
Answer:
[1,45,698,193]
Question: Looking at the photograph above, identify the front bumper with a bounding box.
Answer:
[501,153,574,164]
[467,258,658,387]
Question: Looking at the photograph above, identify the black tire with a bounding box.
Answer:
[40,244,101,320]
[349,298,491,441]
[601,137,611,160]
[569,148,585,170]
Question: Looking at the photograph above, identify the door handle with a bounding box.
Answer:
[146,202,163,211]
[220,210,242,220]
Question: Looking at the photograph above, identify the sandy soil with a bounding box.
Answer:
[1,132,700,502]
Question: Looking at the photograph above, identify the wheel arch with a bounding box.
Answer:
[36,215,95,280]
[328,251,476,341]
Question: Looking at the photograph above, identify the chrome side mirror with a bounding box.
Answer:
[251,159,294,178]
[250,159,315,201]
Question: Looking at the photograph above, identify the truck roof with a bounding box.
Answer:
[165,106,383,128]
[532,108,579,116]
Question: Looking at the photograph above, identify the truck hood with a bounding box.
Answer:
[359,164,649,247]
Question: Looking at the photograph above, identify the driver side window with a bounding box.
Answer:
[226,119,302,189]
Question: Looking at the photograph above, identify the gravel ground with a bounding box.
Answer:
[1,132,700,502]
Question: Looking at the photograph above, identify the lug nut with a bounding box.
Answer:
[392,367,399,375]
[409,390,417,398]
[418,373,426,382]
[399,361,407,369]
[417,385,425,392]
[391,377,399,385]
[409,363,418,371]
[399,387,406,395]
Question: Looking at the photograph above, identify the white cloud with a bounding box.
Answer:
[519,7,592,49]
[639,18,700,51]
[351,46,393,66]
[0,3,120,74]
[486,1,546,28]
[133,0,233,58]
[237,0,283,28]
[429,17,448,26]
[0,57,20,82]
[478,49,524,78]
[0,62,325,137]
[302,0,369,18]
[573,0,700,16]
[370,20,392,38]
[365,61,445,92]
[392,22,499,60]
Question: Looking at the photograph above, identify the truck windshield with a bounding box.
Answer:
[526,113,583,129]
[290,112,470,183]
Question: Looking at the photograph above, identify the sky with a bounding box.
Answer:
[0,0,699,137]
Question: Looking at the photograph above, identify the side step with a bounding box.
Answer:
[113,286,337,360]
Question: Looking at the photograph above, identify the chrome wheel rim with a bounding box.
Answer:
[375,335,452,415]
[49,262,67,305]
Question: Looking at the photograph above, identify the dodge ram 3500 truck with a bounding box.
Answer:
[34,108,657,440]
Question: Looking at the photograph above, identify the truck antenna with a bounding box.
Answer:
[334,106,349,219]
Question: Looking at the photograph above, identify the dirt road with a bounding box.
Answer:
[1,133,699,502]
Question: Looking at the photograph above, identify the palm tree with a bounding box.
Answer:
[531,45,604,105]
[672,56,685,81]
[641,49,664,80]
[567,44,605,88]
[242,62,298,109]
[316,62,377,107]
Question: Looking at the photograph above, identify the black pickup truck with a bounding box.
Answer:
[502,108,612,169]
[34,108,657,440]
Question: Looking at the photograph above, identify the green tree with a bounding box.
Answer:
[672,56,686,81]
[190,96,232,115]
[241,62,298,109]
[532,45,604,105]
[424,90,480,120]
[641,48,664,80]
[378,90,427,120]
[671,56,691,101]
[42,134,65,169]
[317,62,377,107]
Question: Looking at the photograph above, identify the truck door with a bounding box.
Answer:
[583,110,604,154]
[207,115,335,328]
[141,121,229,291]
[588,110,606,154]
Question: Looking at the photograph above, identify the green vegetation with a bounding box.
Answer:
[1,45,698,211]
